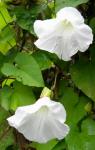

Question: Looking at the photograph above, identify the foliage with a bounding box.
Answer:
[55,0,89,12]
[0,0,95,150]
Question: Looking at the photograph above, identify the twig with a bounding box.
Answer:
[51,67,60,99]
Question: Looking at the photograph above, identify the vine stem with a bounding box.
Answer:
[51,67,60,99]
[54,0,56,17]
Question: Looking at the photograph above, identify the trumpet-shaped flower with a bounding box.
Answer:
[7,97,69,143]
[34,7,93,61]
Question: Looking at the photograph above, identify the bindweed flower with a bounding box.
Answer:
[7,97,69,143]
[34,7,93,61]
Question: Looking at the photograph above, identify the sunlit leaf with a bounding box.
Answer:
[0,2,13,30]
[0,26,16,54]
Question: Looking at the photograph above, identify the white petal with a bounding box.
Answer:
[34,35,70,61]
[35,32,78,61]
[7,97,69,143]
[34,19,57,38]
[75,24,93,52]
[60,25,93,59]
[48,120,69,140]
[61,32,79,60]
[34,35,56,53]
[57,7,84,25]
[35,23,93,61]
[16,110,69,143]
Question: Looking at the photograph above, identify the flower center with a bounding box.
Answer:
[39,106,49,114]
[62,19,73,30]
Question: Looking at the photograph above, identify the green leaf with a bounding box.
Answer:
[0,2,13,30]
[70,58,95,102]
[0,106,8,123]
[89,18,95,33]
[0,3,16,54]
[1,52,44,87]
[0,26,16,54]
[1,82,36,111]
[0,107,14,150]
[81,118,95,135]
[66,119,95,150]
[52,140,67,150]
[58,81,95,150]
[0,129,14,150]
[59,80,88,126]
[10,82,36,110]
[0,52,5,76]
[33,51,54,70]
[0,86,13,110]
[55,0,88,12]
[32,140,58,150]
[66,127,82,150]
[12,4,47,34]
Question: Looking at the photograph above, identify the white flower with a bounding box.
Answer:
[7,97,69,143]
[34,7,93,61]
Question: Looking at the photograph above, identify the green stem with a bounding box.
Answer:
[54,0,56,17]
[40,87,53,98]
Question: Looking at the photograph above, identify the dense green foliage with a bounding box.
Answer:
[0,0,95,150]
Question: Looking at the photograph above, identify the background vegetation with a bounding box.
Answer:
[0,0,95,150]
